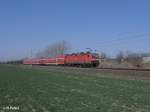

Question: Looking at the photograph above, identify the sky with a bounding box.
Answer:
[0,0,150,61]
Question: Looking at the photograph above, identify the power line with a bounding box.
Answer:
[96,32,150,47]
[97,32,150,44]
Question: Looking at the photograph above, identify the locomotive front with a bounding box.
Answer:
[91,53,100,67]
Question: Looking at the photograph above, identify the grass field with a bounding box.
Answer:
[0,65,150,112]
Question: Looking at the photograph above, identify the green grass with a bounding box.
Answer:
[0,65,150,112]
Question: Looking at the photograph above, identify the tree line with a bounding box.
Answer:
[36,40,71,58]
[115,51,150,67]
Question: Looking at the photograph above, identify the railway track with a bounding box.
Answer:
[34,65,150,72]
[96,67,150,71]
[22,65,150,82]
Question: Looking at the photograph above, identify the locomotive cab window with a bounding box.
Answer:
[92,53,99,58]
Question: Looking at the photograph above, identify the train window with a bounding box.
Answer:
[92,53,99,58]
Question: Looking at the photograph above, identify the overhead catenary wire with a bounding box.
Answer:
[97,32,150,44]
[95,32,150,47]
[96,27,150,44]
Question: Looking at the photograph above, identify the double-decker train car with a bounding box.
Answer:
[23,52,100,67]
[23,58,40,65]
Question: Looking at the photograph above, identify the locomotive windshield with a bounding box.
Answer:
[92,53,99,58]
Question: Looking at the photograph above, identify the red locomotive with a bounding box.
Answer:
[23,52,100,67]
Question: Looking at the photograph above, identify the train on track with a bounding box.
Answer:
[23,52,100,67]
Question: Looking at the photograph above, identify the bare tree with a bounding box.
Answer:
[123,52,143,68]
[116,51,124,63]
[127,53,142,67]
[37,40,71,57]
[115,51,146,68]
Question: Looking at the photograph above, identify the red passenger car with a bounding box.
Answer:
[40,55,65,65]
[23,58,40,65]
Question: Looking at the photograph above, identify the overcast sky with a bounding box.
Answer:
[0,0,150,61]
